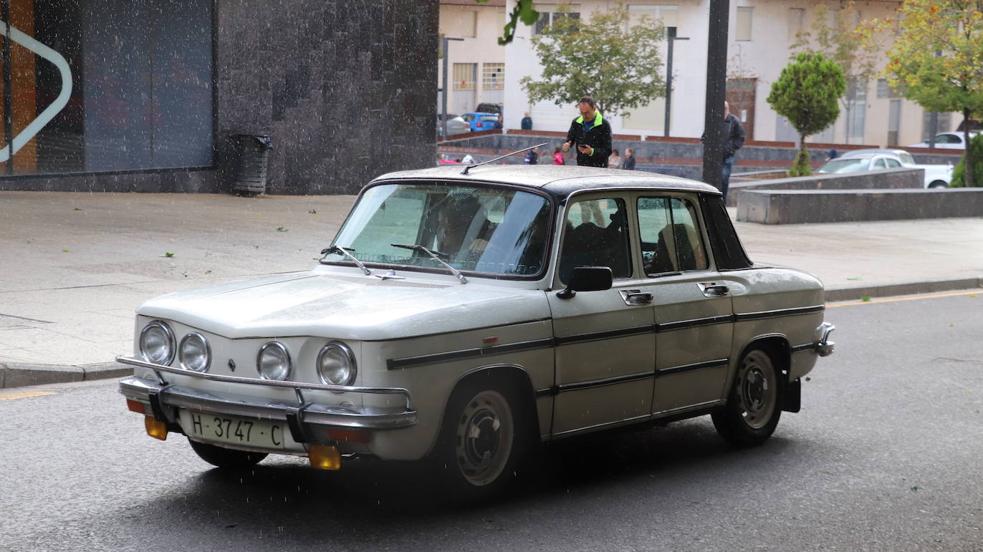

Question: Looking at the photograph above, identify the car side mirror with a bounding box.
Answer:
[557,266,613,299]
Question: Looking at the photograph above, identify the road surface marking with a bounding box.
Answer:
[830,289,979,309]
[0,390,55,401]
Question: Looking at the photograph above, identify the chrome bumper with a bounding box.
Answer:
[815,322,836,357]
[117,356,416,438]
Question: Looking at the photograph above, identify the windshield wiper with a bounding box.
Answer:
[320,245,372,276]
[390,243,468,284]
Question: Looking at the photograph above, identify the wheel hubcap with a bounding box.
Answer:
[455,390,514,487]
[737,351,776,430]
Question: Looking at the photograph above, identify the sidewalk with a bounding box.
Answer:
[2,191,981,385]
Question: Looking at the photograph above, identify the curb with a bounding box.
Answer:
[825,277,982,303]
[0,361,132,389]
[1,277,980,389]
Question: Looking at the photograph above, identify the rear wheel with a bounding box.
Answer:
[188,438,267,469]
[712,348,783,446]
[928,181,948,189]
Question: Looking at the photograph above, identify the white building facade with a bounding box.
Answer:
[439,0,508,115]
[500,0,960,147]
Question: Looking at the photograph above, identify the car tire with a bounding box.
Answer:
[928,181,948,189]
[711,347,784,446]
[188,438,267,469]
[433,379,528,499]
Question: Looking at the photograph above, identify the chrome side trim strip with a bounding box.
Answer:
[658,315,734,332]
[556,371,654,393]
[554,325,654,345]
[651,399,725,418]
[386,338,554,370]
[551,414,653,438]
[735,305,825,322]
[656,358,729,376]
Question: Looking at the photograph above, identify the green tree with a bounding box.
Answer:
[883,0,983,188]
[952,134,983,187]
[767,52,847,176]
[791,1,881,144]
[519,5,665,117]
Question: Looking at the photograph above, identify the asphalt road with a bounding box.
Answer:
[2,292,981,552]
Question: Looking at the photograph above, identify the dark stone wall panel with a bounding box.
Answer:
[215,0,438,195]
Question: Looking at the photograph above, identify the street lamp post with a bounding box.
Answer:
[440,36,465,140]
[664,26,689,138]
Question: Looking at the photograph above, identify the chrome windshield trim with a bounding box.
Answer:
[116,356,412,406]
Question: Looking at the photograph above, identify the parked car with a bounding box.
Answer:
[437,114,470,138]
[908,132,980,150]
[118,164,835,497]
[461,112,498,132]
[837,148,954,188]
[476,102,502,114]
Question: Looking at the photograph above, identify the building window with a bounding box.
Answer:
[922,112,953,140]
[533,8,581,35]
[0,0,214,177]
[736,7,753,41]
[453,63,477,91]
[877,79,900,99]
[482,63,505,91]
[628,5,678,29]
[787,8,805,42]
[847,79,867,142]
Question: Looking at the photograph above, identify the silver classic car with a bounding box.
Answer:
[118,163,835,496]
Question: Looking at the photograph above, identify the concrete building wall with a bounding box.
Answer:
[502,0,962,147]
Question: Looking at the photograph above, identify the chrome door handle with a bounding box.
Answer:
[621,290,654,305]
[699,283,730,297]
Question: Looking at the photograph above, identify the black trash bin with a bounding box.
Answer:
[232,134,272,196]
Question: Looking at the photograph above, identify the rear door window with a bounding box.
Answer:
[637,196,709,276]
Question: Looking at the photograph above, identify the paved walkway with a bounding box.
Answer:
[1,191,981,370]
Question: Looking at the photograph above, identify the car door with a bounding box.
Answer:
[635,194,734,415]
[547,194,657,436]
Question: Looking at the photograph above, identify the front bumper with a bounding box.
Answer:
[117,356,416,450]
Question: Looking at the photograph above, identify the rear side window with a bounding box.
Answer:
[637,196,709,276]
[699,194,752,270]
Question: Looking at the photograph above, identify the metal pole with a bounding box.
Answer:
[441,36,449,141]
[2,0,13,175]
[665,27,675,138]
[702,0,730,189]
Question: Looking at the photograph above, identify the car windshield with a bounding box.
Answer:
[327,183,551,277]
[819,158,869,174]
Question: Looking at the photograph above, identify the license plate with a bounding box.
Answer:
[179,410,285,449]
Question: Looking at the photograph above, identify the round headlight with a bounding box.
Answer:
[257,342,291,381]
[140,321,175,365]
[317,342,357,386]
[179,332,211,373]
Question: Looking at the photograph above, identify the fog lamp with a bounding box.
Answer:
[308,445,342,471]
[144,416,169,441]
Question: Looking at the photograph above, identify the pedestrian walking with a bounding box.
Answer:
[521,112,533,130]
[553,147,565,165]
[561,96,612,168]
[609,148,622,169]
[622,148,636,170]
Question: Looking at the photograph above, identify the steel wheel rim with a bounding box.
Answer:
[737,350,777,430]
[454,390,514,487]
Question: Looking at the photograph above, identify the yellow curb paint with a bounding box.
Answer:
[0,390,56,401]
[829,289,980,309]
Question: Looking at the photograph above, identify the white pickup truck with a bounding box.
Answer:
[834,149,954,189]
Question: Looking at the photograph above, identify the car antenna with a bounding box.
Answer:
[461,142,549,175]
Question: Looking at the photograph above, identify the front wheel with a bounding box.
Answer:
[928,181,948,189]
[712,348,784,446]
[434,382,526,498]
[188,438,267,469]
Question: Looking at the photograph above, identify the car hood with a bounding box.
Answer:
[137,271,551,341]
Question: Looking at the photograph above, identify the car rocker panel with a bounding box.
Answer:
[119,164,835,494]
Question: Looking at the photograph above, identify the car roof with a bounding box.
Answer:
[840,149,908,158]
[372,164,720,199]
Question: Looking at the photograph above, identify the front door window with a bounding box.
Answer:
[558,197,632,283]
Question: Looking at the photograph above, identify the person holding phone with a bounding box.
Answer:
[561,96,612,168]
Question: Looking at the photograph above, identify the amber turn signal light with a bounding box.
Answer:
[144,416,169,441]
[308,445,342,471]
[126,399,146,414]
